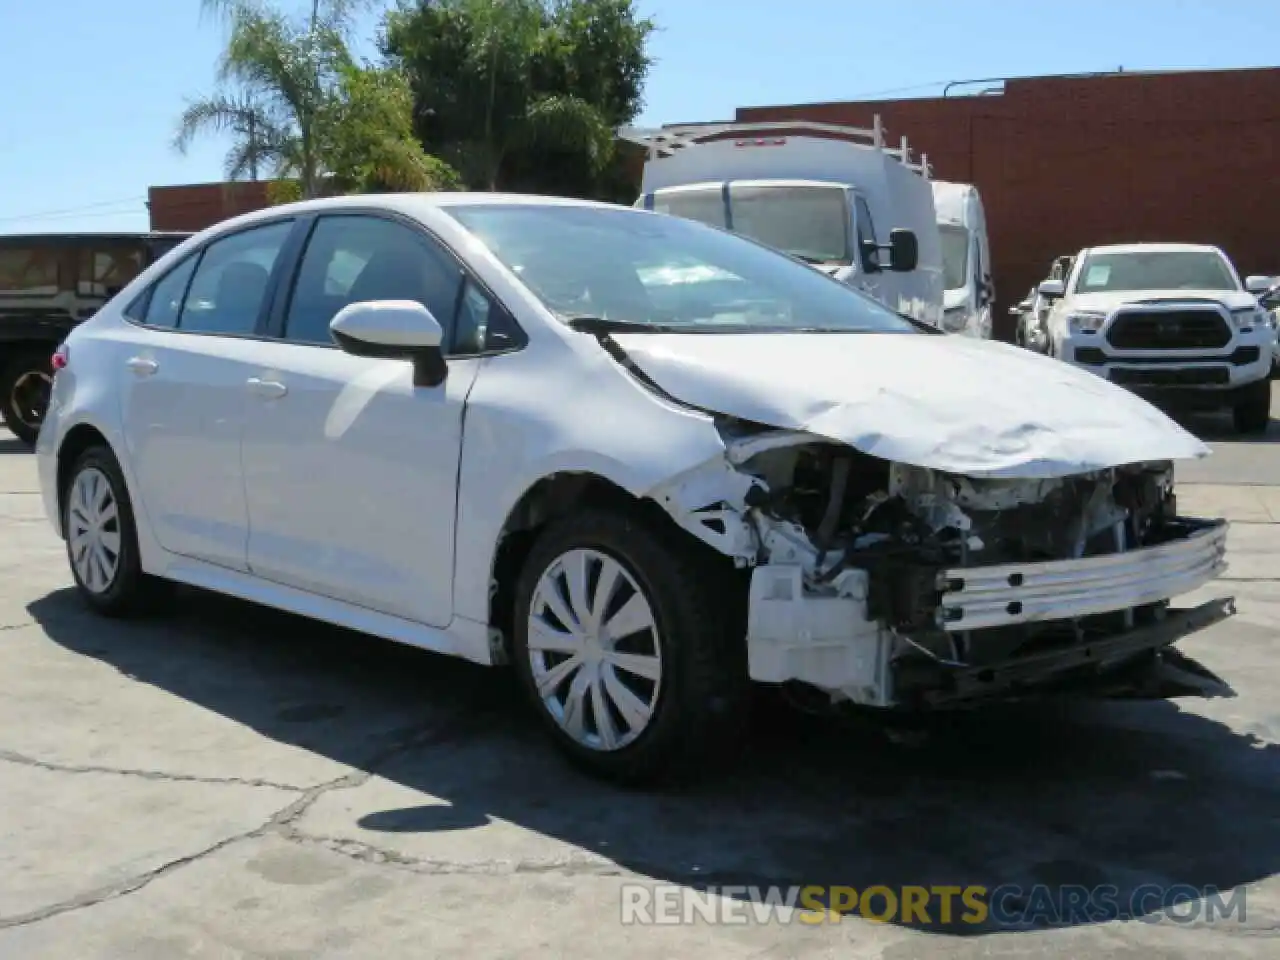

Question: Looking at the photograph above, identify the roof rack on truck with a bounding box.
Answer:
[617,115,931,178]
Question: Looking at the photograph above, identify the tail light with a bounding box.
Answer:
[51,344,69,371]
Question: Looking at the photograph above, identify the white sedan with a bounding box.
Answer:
[37,193,1236,784]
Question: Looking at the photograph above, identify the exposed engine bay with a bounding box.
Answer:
[652,418,1235,711]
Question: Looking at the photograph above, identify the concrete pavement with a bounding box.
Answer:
[1,396,1279,958]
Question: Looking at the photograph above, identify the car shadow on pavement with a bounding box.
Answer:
[27,585,1280,937]
[0,433,29,455]
[1171,390,1280,444]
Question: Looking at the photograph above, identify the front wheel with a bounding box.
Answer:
[511,507,748,785]
[0,353,54,446]
[1233,378,1272,435]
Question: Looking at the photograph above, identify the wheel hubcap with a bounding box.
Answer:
[68,467,121,594]
[527,548,663,752]
[10,370,52,431]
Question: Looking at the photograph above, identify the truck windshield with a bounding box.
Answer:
[939,224,969,290]
[1074,251,1239,293]
[651,184,851,264]
[726,184,851,264]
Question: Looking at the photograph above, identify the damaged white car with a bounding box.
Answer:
[36,194,1234,785]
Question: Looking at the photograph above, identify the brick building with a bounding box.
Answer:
[738,67,1280,339]
[148,180,273,233]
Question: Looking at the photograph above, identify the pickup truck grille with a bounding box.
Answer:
[1106,309,1232,350]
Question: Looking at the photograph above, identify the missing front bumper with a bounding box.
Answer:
[900,596,1236,708]
[936,518,1229,631]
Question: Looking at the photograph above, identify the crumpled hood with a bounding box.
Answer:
[1068,289,1258,313]
[611,331,1210,478]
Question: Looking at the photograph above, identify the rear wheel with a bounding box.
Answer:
[63,445,168,617]
[511,507,748,785]
[0,352,54,447]
[1233,378,1272,435]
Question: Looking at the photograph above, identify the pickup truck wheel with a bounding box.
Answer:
[1233,379,1273,435]
[0,354,54,447]
[511,507,748,785]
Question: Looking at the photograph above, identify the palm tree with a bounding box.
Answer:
[173,90,282,180]
[180,1,360,198]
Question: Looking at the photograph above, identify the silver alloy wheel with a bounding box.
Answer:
[10,370,53,430]
[67,467,122,595]
[527,548,663,752]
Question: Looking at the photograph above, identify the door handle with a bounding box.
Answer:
[126,356,158,376]
[246,377,287,400]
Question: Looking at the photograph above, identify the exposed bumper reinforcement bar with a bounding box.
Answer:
[936,518,1229,631]
[915,596,1236,708]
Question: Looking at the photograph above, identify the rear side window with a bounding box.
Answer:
[177,221,293,336]
[283,215,463,346]
[140,256,199,328]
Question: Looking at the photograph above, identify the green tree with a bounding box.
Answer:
[178,0,459,198]
[384,0,653,196]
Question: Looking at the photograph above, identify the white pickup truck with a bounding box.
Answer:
[1037,243,1276,433]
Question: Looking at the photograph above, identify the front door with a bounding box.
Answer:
[241,213,483,627]
[117,219,295,570]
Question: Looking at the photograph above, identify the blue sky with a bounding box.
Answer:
[0,0,1275,233]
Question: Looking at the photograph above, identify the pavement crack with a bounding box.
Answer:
[0,749,307,792]
[0,770,369,930]
[0,622,32,632]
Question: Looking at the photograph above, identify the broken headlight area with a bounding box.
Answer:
[696,422,1234,711]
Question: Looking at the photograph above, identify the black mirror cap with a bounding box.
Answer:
[888,229,919,272]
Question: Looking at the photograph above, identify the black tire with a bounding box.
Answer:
[62,444,170,617]
[511,506,749,786]
[1232,378,1272,435]
[0,352,54,447]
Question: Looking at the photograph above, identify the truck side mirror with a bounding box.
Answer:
[1037,279,1066,299]
[886,229,918,272]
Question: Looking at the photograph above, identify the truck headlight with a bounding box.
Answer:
[1230,306,1269,329]
[1067,311,1106,332]
[941,307,968,332]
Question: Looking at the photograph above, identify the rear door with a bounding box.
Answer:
[117,219,298,571]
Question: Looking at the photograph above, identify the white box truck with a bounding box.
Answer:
[623,118,944,328]
[932,180,994,338]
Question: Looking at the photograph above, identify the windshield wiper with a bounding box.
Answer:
[565,314,684,334]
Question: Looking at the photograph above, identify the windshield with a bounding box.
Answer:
[1074,251,1239,293]
[650,184,851,264]
[939,224,969,291]
[446,203,918,334]
[725,184,850,264]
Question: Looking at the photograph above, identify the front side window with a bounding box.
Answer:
[178,221,293,335]
[852,194,879,273]
[939,224,970,291]
[284,215,463,346]
[730,184,851,265]
[446,203,920,335]
[1074,251,1238,294]
[0,246,60,296]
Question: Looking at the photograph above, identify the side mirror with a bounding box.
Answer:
[330,299,448,387]
[1037,279,1066,299]
[1009,299,1032,316]
[886,229,918,272]
[1246,275,1278,294]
